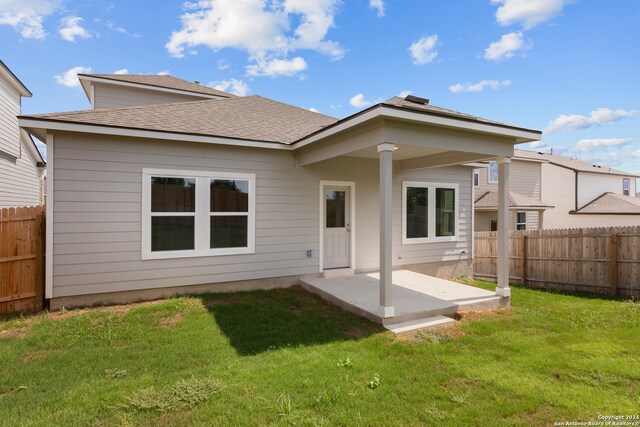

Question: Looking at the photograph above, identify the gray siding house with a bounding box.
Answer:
[0,60,45,208]
[20,74,540,313]
[474,149,640,231]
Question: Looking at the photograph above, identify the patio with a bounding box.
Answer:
[300,269,507,331]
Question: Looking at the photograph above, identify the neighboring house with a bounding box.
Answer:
[20,74,541,311]
[0,60,45,208]
[474,149,640,230]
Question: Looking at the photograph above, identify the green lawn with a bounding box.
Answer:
[1,282,638,426]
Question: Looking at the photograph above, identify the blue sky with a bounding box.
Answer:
[1,0,639,175]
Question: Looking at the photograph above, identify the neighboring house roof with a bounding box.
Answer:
[78,74,235,98]
[475,190,554,209]
[571,192,640,215]
[515,149,639,177]
[0,59,32,97]
[23,96,338,144]
[21,130,45,166]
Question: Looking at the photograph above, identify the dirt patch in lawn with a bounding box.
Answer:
[0,326,28,339]
[397,324,465,344]
[455,308,513,321]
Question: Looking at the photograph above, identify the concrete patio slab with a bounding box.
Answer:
[300,269,505,325]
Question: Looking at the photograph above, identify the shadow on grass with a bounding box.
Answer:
[199,286,384,356]
[474,279,638,302]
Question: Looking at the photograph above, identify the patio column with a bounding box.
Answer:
[378,143,395,318]
[496,156,511,297]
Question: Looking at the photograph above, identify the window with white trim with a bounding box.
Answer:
[402,181,459,244]
[623,178,630,196]
[142,169,255,259]
[473,170,479,187]
[488,161,499,183]
[516,211,527,231]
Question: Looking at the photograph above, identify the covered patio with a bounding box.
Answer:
[294,96,542,322]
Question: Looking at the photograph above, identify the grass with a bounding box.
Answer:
[0,283,639,426]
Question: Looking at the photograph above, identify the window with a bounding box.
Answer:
[516,212,527,231]
[402,181,459,244]
[473,170,479,187]
[488,161,499,183]
[490,219,498,232]
[623,178,630,196]
[142,169,255,259]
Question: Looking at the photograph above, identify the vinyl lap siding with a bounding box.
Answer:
[0,137,42,208]
[52,134,473,298]
[577,173,635,208]
[475,159,541,198]
[0,76,20,158]
[93,84,209,109]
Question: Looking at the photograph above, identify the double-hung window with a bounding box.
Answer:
[142,169,255,259]
[516,212,527,230]
[402,181,459,244]
[488,161,499,183]
[623,178,630,196]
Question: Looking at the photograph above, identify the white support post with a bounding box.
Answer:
[377,143,395,317]
[496,156,511,297]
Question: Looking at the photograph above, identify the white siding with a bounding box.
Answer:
[93,83,210,109]
[475,159,541,198]
[539,163,576,229]
[577,172,636,208]
[51,134,473,298]
[0,75,20,158]
[0,136,43,208]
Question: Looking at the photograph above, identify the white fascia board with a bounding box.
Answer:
[78,75,224,100]
[18,118,291,151]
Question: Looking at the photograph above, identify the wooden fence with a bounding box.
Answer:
[474,226,640,297]
[0,206,45,315]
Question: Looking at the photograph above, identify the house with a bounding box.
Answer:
[19,74,541,314]
[0,60,45,208]
[474,149,640,231]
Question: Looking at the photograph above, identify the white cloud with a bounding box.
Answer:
[575,138,634,153]
[398,90,412,98]
[157,70,171,75]
[484,32,529,61]
[246,56,307,77]
[369,0,384,17]
[545,108,640,133]
[349,93,374,109]
[492,0,571,29]
[528,141,548,149]
[409,35,438,65]
[0,0,61,39]
[308,107,319,113]
[449,79,511,93]
[217,59,230,70]
[113,68,129,75]
[208,78,249,96]
[54,66,92,88]
[59,16,91,42]
[166,0,343,78]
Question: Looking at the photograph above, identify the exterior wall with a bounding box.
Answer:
[577,172,637,208]
[0,75,21,158]
[475,159,541,199]
[539,163,577,229]
[473,210,540,232]
[0,136,44,208]
[0,73,44,208]
[50,133,473,299]
[93,83,209,109]
[563,214,640,228]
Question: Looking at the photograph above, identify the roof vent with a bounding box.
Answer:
[194,80,200,85]
[405,95,429,105]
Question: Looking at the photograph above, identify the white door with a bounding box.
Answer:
[323,186,350,269]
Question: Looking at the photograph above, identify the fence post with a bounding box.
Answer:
[520,235,527,285]
[34,206,44,311]
[609,233,618,296]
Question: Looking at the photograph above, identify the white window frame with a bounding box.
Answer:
[488,161,499,183]
[623,178,630,196]
[402,181,460,245]
[142,168,256,260]
[516,211,527,230]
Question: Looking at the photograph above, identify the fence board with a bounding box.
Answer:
[0,206,45,315]
[474,226,640,297]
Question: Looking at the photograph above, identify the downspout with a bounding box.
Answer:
[574,171,579,211]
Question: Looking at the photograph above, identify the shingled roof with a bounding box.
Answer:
[573,193,640,214]
[79,74,236,98]
[475,191,553,209]
[515,149,639,177]
[24,96,338,144]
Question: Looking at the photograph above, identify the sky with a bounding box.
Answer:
[1,0,639,176]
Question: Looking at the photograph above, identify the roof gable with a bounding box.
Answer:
[0,60,31,97]
[515,149,639,177]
